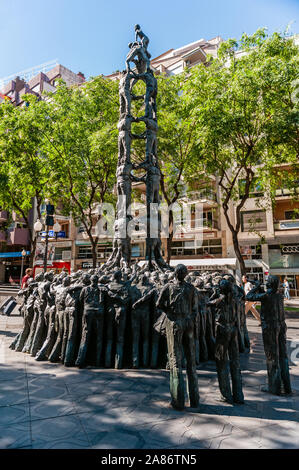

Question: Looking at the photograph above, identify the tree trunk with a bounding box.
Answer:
[29,236,36,268]
[166,209,174,264]
[91,240,97,269]
[232,231,246,276]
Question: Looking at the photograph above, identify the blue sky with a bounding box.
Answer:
[0,0,298,80]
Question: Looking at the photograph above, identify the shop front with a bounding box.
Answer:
[0,251,30,284]
[33,260,71,276]
[269,243,299,296]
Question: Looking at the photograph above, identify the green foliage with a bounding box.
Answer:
[0,96,52,253]
[185,29,298,272]
[187,29,298,201]
[157,71,201,205]
[43,77,119,235]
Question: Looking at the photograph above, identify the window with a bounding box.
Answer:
[285,210,299,220]
[245,267,264,283]
[171,238,222,257]
[197,238,222,256]
[239,178,263,198]
[60,223,69,238]
[54,247,71,260]
[269,244,299,269]
[241,245,262,259]
[78,246,92,259]
[241,211,267,232]
[203,211,213,227]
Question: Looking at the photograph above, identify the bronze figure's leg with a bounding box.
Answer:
[262,327,282,395]
[30,308,46,357]
[64,308,78,367]
[115,307,126,369]
[35,307,57,361]
[105,307,114,368]
[199,309,209,362]
[229,326,244,403]
[48,311,64,363]
[183,328,200,408]
[141,310,150,367]
[215,325,233,403]
[95,312,104,367]
[166,320,185,410]
[22,308,39,353]
[278,323,292,395]
[75,309,94,368]
[132,309,140,368]
[15,309,34,352]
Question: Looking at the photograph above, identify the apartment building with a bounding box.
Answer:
[233,174,299,295]
[1,64,85,106]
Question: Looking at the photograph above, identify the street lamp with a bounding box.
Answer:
[34,219,43,232]
[20,248,27,286]
[53,221,61,240]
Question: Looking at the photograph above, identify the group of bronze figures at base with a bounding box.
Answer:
[11,263,292,411]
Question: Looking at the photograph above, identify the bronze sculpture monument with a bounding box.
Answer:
[10,26,293,413]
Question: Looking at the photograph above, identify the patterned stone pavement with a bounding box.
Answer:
[0,312,298,449]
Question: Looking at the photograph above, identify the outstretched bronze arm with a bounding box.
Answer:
[132,288,156,309]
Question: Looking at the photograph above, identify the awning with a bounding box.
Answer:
[170,258,237,268]
[270,268,299,275]
[138,258,237,268]
[0,251,30,258]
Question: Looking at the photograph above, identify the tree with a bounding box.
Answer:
[186,29,299,274]
[153,72,201,263]
[0,96,53,266]
[43,76,119,268]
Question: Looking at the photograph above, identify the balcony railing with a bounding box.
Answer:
[274,219,299,230]
[275,187,299,198]
[176,218,219,233]
[181,189,217,203]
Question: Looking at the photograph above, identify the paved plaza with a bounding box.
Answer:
[0,312,298,449]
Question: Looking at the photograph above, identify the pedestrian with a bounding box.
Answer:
[242,274,261,324]
[21,268,33,289]
[283,278,290,301]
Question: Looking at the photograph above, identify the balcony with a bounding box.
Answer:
[275,186,299,199]
[180,189,217,205]
[274,219,299,231]
[9,228,30,245]
[173,218,219,239]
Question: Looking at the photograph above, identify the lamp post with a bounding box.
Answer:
[34,202,55,273]
[20,248,27,286]
[34,218,43,272]
[53,221,61,241]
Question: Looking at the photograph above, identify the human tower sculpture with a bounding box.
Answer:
[105,24,167,272]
